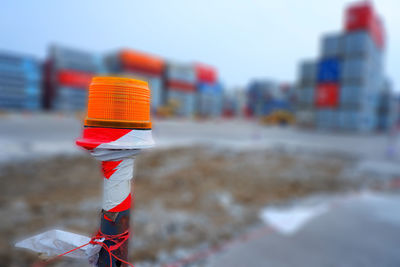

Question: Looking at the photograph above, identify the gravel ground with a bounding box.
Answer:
[0,145,394,267]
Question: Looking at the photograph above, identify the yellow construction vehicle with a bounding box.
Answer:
[156,99,181,118]
[259,110,295,126]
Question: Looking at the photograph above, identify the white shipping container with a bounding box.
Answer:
[50,45,105,73]
[296,109,315,127]
[149,77,163,111]
[343,31,377,57]
[321,33,343,58]
[54,87,87,111]
[340,85,379,110]
[197,92,223,117]
[299,61,317,85]
[298,87,315,106]
[166,62,196,84]
[341,57,382,83]
[316,109,337,129]
[167,89,195,117]
[338,110,377,132]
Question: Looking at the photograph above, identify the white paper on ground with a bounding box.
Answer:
[260,204,328,235]
[15,229,103,264]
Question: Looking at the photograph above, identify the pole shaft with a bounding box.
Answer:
[97,209,130,267]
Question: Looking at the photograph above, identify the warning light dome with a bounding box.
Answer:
[84,76,152,129]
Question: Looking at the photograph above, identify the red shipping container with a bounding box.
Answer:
[58,69,94,89]
[377,18,385,48]
[344,1,385,49]
[315,83,339,108]
[370,16,385,49]
[195,63,217,84]
[167,80,196,92]
[345,2,374,31]
[58,70,93,88]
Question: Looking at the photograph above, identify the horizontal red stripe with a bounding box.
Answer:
[76,127,132,150]
[122,64,163,76]
[58,69,94,89]
[167,80,196,92]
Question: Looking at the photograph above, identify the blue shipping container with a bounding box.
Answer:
[317,58,340,82]
[197,83,223,117]
[338,110,377,132]
[316,109,338,129]
[53,87,87,111]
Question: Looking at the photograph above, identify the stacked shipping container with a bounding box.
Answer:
[0,46,225,117]
[43,45,105,111]
[195,63,222,118]
[222,89,239,118]
[248,80,275,116]
[0,52,41,110]
[165,62,197,117]
[105,49,165,113]
[297,1,391,132]
[377,79,396,130]
[247,80,294,119]
[297,61,317,127]
[221,87,248,118]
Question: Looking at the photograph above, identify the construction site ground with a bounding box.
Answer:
[0,113,399,266]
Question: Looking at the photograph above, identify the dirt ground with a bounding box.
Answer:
[0,146,388,266]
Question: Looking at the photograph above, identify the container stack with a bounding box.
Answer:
[235,88,249,118]
[297,1,390,132]
[339,1,385,131]
[43,45,105,111]
[0,51,41,111]
[377,79,397,130]
[280,83,297,105]
[222,89,239,118]
[247,80,276,117]
[296,61,317,127]
[195,63,222,118]
[165,62,196,117]
[315,56,341,130]
[105,49,165,113]
[247,80,293,117]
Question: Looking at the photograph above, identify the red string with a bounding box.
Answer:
[32,230,134,267]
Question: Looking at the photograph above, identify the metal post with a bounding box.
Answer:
[98,210,130,267]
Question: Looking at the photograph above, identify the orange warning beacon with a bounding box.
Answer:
[76,76,154,150]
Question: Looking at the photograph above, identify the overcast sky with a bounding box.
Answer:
[0,0,398,89]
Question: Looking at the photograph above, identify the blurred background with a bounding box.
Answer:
[1,0,400,266]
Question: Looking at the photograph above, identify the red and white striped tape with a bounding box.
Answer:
[76,127,154,213]
[76,127,155,151]
[101,158,134,212]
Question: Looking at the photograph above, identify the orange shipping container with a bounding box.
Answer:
[120,49,164,76]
